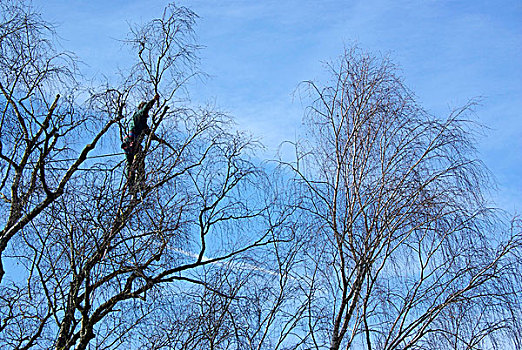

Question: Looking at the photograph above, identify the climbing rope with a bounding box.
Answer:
[19,152,125,171]
[43,152,125,163]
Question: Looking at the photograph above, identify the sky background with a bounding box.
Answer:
[32,0,521,212]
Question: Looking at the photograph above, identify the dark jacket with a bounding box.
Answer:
[122,98,156,157]
[129,98,156,137]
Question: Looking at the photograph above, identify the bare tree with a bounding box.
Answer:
[284,47,522,350]
[0,2,286,349]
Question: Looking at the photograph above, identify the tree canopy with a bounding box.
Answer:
[0,2,520,349]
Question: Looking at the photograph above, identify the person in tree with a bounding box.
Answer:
[122,93,162,189]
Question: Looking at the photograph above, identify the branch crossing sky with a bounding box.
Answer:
[33,0,521,211]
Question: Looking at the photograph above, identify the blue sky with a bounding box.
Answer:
[33,0,521,211]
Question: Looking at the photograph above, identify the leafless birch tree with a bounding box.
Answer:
[284,47,522,350]
[0,2,287,349]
